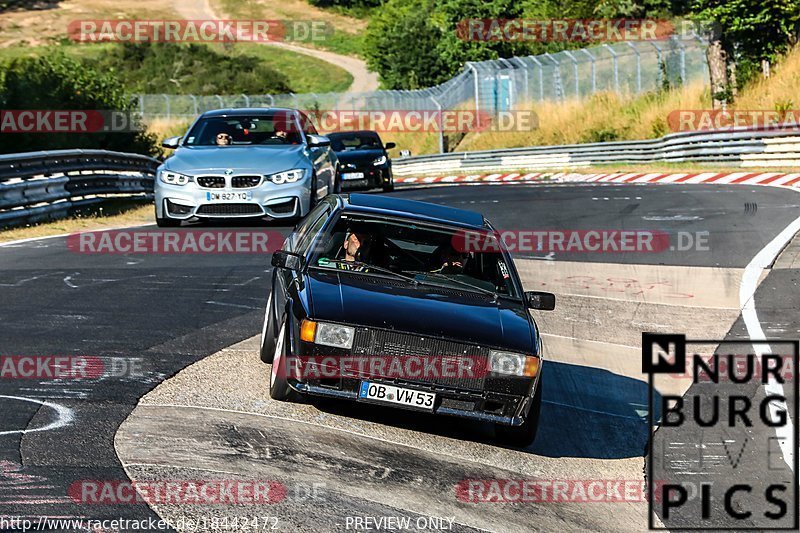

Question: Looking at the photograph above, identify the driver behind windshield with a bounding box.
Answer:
[433,246,468,275]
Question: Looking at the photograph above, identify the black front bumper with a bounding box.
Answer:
[339,166,392,191]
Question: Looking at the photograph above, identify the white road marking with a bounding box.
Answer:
[740,214,800,472]
[206,301,259,310]
[0,395,74,435]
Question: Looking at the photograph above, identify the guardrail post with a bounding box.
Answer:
[602,44,620,95]
[626,42,642,93]
[579,49,596,94]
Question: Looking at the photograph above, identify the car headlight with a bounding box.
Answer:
[267,169,305,184]
[372,155,387,166]
[159,170,192,186]
[488,350,539,377]
[300,320,355,349]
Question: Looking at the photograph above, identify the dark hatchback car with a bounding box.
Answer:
[260,194,555,445]
[328,131,395,192]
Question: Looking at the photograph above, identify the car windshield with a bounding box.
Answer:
[328,132,383,152]
[309,214,519,298]
[183,114,304,146]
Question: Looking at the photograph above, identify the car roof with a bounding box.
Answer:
[327,130,380,138]
[199,108,300,118]
[340,194,486,229]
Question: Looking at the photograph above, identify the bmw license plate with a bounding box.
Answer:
[342,172,365,181]
[358,382,435,411]
[205,191,253,202]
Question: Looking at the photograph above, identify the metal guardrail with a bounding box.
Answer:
[0,150,160,228]
[391,127,800,176]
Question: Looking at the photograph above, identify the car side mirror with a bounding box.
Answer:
[384,142,396,150]
[525,291,555,311]
[161,136,181,149]
[307,134,331,148]
[272,250,305,271]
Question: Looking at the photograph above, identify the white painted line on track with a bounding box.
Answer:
[0,395,74,435]
[740,214,800,472]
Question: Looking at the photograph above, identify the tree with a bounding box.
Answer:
[692,0,800,104]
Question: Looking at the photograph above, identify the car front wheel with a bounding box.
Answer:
[495,377,542,447]
[259,294,276,363]
[269,321,298,401]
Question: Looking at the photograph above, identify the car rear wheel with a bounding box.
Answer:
[494,376,542,447]
[382,179,394,193]
[269,321,299,402]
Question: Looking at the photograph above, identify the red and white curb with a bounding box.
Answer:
[395,171,800,189]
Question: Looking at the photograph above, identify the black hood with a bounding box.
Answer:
[304,269,536,354]
[334,149,385,166]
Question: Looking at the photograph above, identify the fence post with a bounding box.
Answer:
[162,94,170,120]
[528,56,544,102]
[189,94,198,116]
[672,36,687,85]
[430,95,444,154]
[242,94,250,107]
[561,50,580,99]
[512,57,529,103]
[215,95,224,109]
[602,44,620,94]
[466,62,480,128]
[650,42,663,89]
[626,42,642,93]
[579,49,596,94]
[544,53,563,101]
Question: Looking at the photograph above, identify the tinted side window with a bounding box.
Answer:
[291,203,330,253]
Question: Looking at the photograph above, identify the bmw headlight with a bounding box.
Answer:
[267,169,306,184]
[159,170,192,186]
[372,155,387,166]
[488,350,539,377]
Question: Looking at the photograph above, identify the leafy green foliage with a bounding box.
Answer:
[97,42,292,95]
[692,0,800,86]
[0,54,159,155]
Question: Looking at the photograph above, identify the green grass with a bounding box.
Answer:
[0,40,352,95]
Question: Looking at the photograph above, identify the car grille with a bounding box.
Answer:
[232,175,262,188]
[196,204,263,216]
[197,176,226,188]
[351,328,488,391]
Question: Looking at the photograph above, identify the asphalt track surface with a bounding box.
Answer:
[0,183,798,532]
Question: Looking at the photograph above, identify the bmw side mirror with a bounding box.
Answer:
[384,142,396,150]
[525,291,555,311]
[162,136,181,149]
[272,250,305,271]
[307,134,331,148]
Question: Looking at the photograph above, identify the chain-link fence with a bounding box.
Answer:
[136,37,708,150]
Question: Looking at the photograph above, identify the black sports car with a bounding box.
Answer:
[260,193,555,446]
[328,130,395,192]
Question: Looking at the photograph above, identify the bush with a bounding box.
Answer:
[98,42,292,95]
[0,54,159,155]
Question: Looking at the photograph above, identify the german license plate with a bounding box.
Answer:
[358,382,435,411]
[342,172,365,181]
[205,191,253,202]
